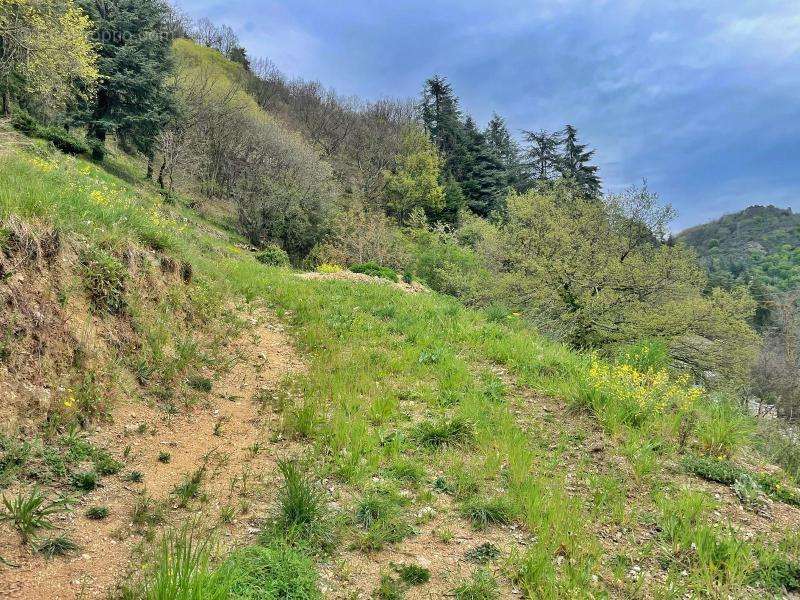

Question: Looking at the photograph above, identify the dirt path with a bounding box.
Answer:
[0,310,303,599]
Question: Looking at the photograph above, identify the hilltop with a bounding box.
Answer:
[678,205,800,292]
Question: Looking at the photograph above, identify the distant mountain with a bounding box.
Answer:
[677,205,800,293]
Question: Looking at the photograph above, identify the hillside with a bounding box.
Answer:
[1,130,800,598]
[2,10,800,600]
[678,205,800,293]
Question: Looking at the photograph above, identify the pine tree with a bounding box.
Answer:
[77,0,174,158]
[460,117,506,217]
[559,124,601,197]
[521,129,561,185]
[420,75,467,180]
[485,112,523,191]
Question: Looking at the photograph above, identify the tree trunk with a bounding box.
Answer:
[2,89,10,117]
[146,153,154,180]
[157,157,167,189]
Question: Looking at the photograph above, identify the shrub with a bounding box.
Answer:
[38,126,90,155]
[316,263,343,274]
[10,108,40,135]
[0,487,71,543]
[350,262,398,282]
[682,454,743,486]
[87,138,106,161]
[255,244,291,268]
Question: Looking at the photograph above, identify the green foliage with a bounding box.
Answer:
[173,467,205,508]
[132,494,165,528]
[615,339,670,372]
[217,543,321,599]
[413,416,475,449]
[465,542,501,564]
[86,505,109,520]
[452,570,500,600]
[694,397,754,458]
[267,460,332,551]
[38,534,79,558]
[10,109,41,135]
[679,205,800,293]
[255,244,291,268]
[71,469,99,491]
[395,563,431,586]
[80,247,128,315]
[384,127,445,223]
[350,262,398,282]
[355,485,413,551]
[375,574,405,600]
[187,376,212,393]
[37,126,90,155]
[0,487,71,543]
[460,495,515,530]
[682,454,743,486]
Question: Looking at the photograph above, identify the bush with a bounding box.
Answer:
[87,138,106,161]
[37,126,90,155]
[316,263,342,274]
[255,244,291,268]
[10,109,41,135]
[350,262,398,282]
[694,397,753,458]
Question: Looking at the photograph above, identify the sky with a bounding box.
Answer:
[179,0,800,230]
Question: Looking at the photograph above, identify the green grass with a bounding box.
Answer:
[0,487,71,543]
[2,138,798,597]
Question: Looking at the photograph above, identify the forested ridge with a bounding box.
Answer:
[3,1,800,599]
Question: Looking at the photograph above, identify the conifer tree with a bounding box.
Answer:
[420,75,467,180]
[77,0,174,158]
[461,116,506,217]
[521,129,561,184]
[559,124,601,197]
[485,112,523,191]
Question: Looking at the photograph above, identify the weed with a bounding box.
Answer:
[80,247,127,315]
[72,470,99,491]
[394,563,430,586]
[220,504,236,524]
[86,505,109,520]
[173,467,205,508]
[375,574,405,599]
[132,494,165,528]
[385,457,425,486]
[465,542,501,564]
[265,459,332,553]
[682,454,742,486]
[125,470,144,483]
[38,535,79,558]
[187,376,212,393]
[694,398,753,458]
[460,496,515,530]
[0,488,71,543]
[354,485,413,551]
[414,417,475,449]
[158,451,171,464]
[452,569,500,600]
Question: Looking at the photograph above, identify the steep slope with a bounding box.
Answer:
[678,205,800,292]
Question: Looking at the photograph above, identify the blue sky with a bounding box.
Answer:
[179,0,800,230]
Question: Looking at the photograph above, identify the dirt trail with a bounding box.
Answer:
[0,310,302,599]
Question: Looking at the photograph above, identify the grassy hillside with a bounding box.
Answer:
[3,131,800,598]
[678,205,800,293]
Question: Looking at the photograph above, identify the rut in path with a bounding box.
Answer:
[0,310,303,600]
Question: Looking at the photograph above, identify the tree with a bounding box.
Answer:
[558,124,601,197]
[0,0,98,116]
[521,129,561,184]
[77,0,174,157]
[460,117,506,217]
[485,112,523,191]
[383,126,445,224]
[420,75,467,180]
[479,181,758,380]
